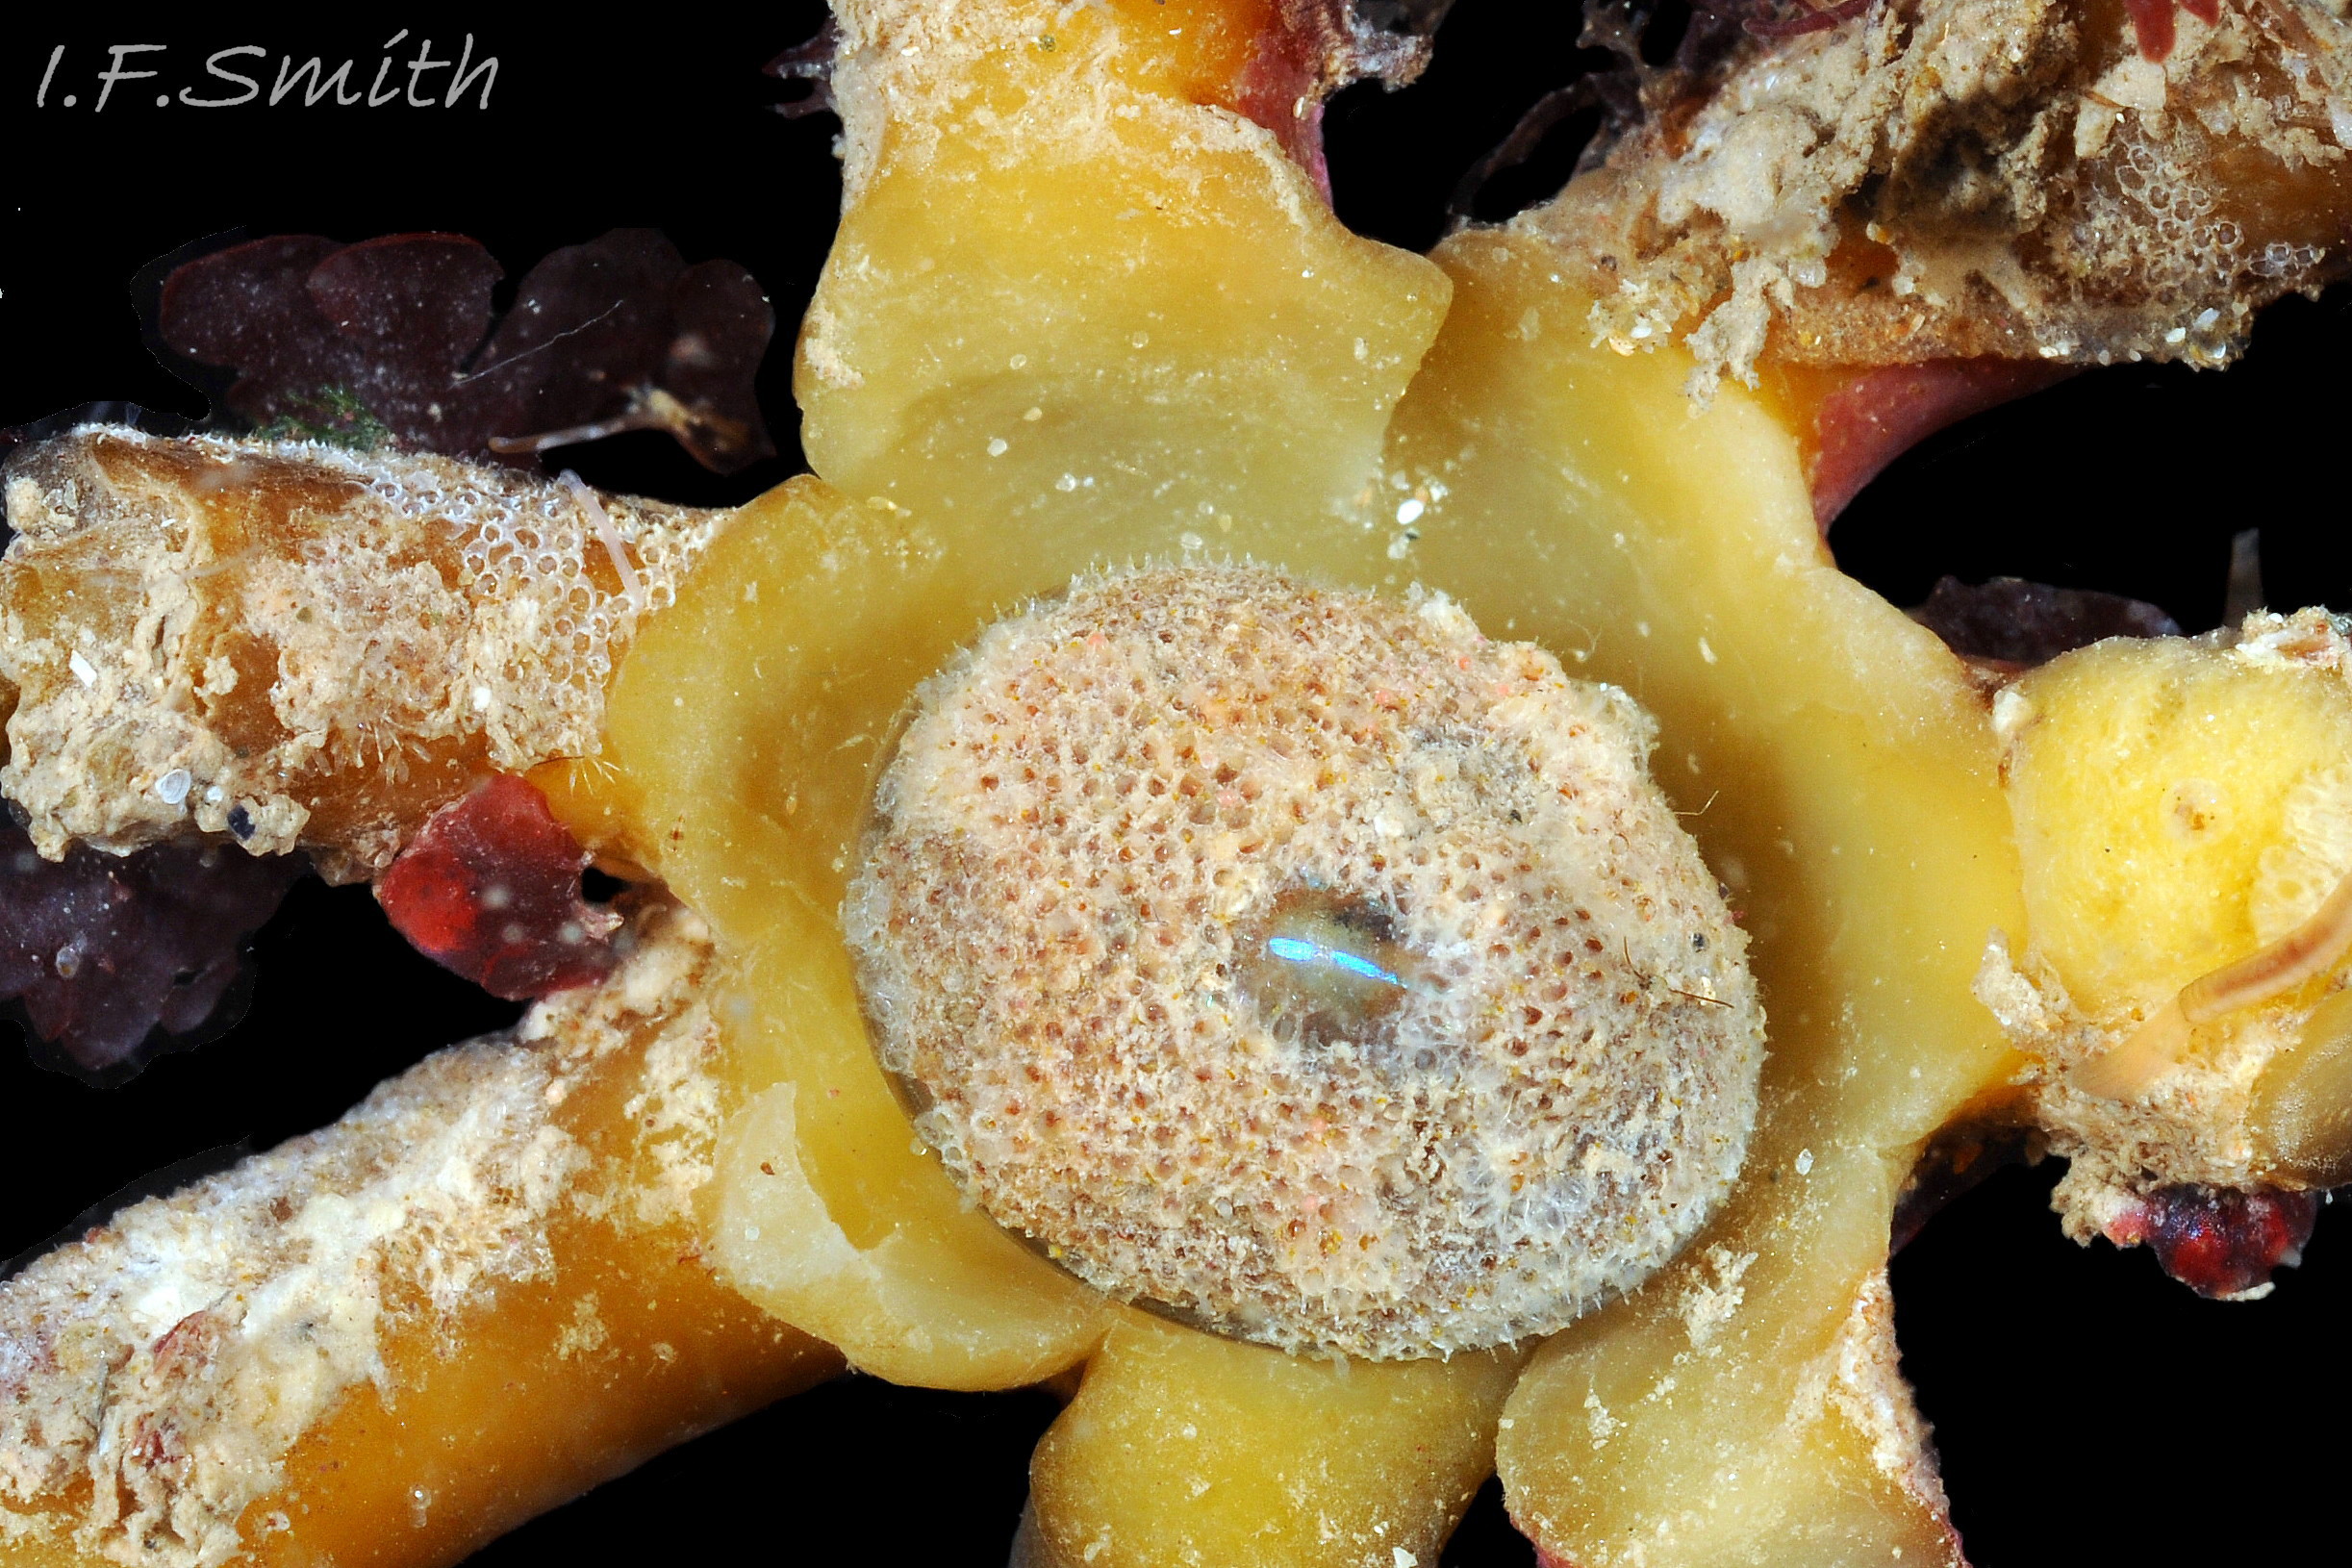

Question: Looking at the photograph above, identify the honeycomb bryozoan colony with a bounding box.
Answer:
[0,428,723,880]
[847,566,1763,1359]
[1547,0,2352,400]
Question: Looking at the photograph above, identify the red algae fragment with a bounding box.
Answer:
[0,819,307,1077]
[1889,1122,2041,1252]
[159,230,775,472]
[1809,359,2073,528]
[375,774,620,1000]
[2125,0,2176,62]
[1911,577,2182,672]
[2105,1184,2323,1299]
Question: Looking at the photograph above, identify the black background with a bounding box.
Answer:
[2,5,2343,1565]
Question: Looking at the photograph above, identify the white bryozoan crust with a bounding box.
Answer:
[846,565,1764,1359]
